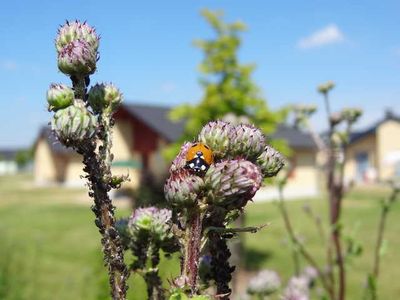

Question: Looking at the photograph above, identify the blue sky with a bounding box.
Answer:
[1,0,400,148]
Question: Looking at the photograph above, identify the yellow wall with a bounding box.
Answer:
[254,149,319,200]
[149,138,169,184]
[344,134,377,182]
[377,120,400,180]
[34,138,58,185]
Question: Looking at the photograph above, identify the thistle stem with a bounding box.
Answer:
[182,208,202,294]
[78,141,129,299]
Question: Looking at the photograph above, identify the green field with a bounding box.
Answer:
[0,174,399,299]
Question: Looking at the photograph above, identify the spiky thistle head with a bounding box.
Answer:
[88,83,123,114]
[256,146,285,177]
[198,120,233,159]
[57,39,97,77]
[51,100,97,146]
[203,159,263,209]
[230,124,266,161]
[55,20,99,53]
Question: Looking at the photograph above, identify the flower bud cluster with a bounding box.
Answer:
[165,120,285,211]
[55,21,99,77]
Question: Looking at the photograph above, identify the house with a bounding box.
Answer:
[344,111,400,183]
[34,104,184,188]
[0,149,20,175]
[33,103,319,199]
[254,124,319,200]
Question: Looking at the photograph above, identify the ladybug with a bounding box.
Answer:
[185,143,214,175]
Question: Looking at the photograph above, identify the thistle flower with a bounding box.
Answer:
[88,83,123,114]
[169,142,193,173]
[247,269,281,296]
[164,169,205,208]
[203,159,262,209]
[256,146,285,177]
[47,83,74,111]
[198,120,233,158]
[57,39,97,77]
[56,20,99,53]
[281,276,310,300]
[51,100,97,145]
[230,124,266,160]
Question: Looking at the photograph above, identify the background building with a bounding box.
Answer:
[34,103,321,199]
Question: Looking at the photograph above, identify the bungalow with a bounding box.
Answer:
[344,111,400,183]
[33,103,319,199]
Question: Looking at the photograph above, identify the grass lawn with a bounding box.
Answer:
[0,174,399,299]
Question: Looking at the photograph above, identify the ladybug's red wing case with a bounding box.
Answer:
[185,143,214,175]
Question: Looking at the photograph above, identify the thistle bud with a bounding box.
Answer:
[51,100,97,146]
[198,121,233,158]
[164,169,205,208]
[57,40,97,77]
[247,269,281,296]
[47,83,74,111]
[256,146,285,177]
[317,80,335,95]
[341,107,362,124]
[88,83,123,114]
[169,142,193,173]
[56,20,99,53]
[230,124,266,161]
[329,112,343,127]
[129,207,173,241]
[204,159,262,209]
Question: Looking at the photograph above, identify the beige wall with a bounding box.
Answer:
[344,134,377,182]
[34,139,58,185]
[148,138,169,184]
[254,149,319,200]
[113,120,134,160]
[376,120,400,180]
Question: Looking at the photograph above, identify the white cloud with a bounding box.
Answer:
[0,60,18,71]
[297,24,345,49]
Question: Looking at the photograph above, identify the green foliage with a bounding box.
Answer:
[165,9,285,160]
[15,148,33,168]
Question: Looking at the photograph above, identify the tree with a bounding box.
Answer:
[165,9,286,159]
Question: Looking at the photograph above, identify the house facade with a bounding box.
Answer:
[344,111,400,183]
[34,103,319,199]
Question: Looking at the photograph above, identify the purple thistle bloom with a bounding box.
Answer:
[204,159,262,209]
[164,169,205,208]
[56,20,99,53]
[57,39,97,77]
